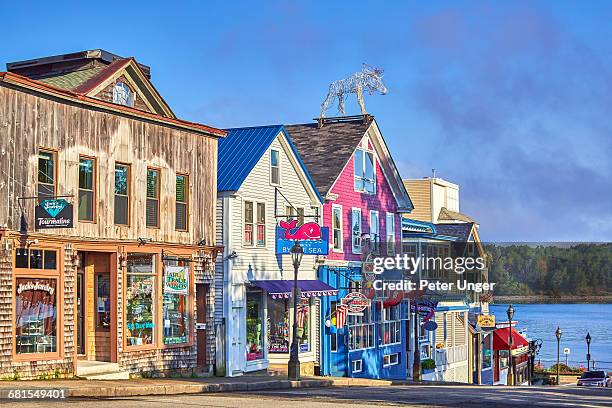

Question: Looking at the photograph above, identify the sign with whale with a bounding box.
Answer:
[276,219,329,255]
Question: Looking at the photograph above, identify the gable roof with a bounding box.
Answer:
[434,223,475,242]
[438,207,476,223]
[286,115,413,211]
[0,72,225,137]
[285,116,373,197]
[217,125,323,203]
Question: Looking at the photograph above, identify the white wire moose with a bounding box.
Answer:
[320,63,387,118]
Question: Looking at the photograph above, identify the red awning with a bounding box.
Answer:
[493,328,529,351]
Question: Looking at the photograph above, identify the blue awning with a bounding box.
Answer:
[250,280,338,299]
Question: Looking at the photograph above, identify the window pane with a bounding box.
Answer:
[245,202,253,223]
[38,151,54,184]
[15,278,57,354]
[96,274,111,329]
[297,299,310,352]
[78,190,94,221]
[268,297,289,353]
[30,250,43,269]
[271,150,279,167]
[354,149,364,178]
[146,199,159,227]
[163,292,188,345]
[15,248,28,268]
[126,254,155,346]
[365,152,374,181]
[271,167,280,185]
[38,184,55,200]
[79,158,94,190]
[257,203,265,223]
[115,165,129,195]
[114,195,128,225]
[44,250,57,270]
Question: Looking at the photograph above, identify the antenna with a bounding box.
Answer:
[432,169,436,179]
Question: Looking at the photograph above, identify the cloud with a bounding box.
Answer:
[407,4,612,241]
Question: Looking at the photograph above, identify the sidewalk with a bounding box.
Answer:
[0,374,401,398]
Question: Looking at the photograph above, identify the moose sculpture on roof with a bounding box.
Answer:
[320,63,387,118]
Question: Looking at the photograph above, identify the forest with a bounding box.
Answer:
[485,243,612,296]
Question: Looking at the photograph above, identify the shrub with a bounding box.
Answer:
[421,358,436,371]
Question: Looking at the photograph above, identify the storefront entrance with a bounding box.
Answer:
[76,252,116,362]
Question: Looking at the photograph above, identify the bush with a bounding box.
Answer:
[421,358,436,371]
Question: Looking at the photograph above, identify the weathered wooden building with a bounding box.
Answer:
[0,50,225,379]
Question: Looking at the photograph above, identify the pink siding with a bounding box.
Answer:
[324,152,401,261]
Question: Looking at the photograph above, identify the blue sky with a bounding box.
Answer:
[3,1,611,241]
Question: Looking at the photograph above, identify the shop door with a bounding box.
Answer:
[84,253,112,362]
[196,284,208,368]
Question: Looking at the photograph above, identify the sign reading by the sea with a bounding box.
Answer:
[276,219,329,255]
[35,199,73,229]
[164,266,189,295]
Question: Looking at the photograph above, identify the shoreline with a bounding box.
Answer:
[493,295,612,304]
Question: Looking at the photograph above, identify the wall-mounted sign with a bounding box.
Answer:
[411,300,437,322]
[164,266,189,295]
[477,314,496,328]
[276,220,329,255]
[341,292,370,314]
[35,199,73,229]
[16,280,55,295]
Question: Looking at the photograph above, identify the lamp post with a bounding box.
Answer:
[506,304,514,386]
[288,241,304,381]
[555,326,562,386]
[586,332,591,371]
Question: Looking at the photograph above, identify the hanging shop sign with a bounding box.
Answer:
[164,266,189,295]
[341,292,370,314]
[276,220,329,255]
[477,314,496,329]
[423,320,438,331]
[35,199,73,229]
[411,300,437,322]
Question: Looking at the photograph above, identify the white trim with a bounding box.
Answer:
[331,204,343,253]
[351,207,362,254]
[351,359,363,373]
[369,210,379,252]
[353,144,377,195]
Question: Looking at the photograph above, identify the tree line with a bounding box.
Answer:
[485,243,612,296]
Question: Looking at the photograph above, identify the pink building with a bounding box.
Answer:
[287,115,413,379]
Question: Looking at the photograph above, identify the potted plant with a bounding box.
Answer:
[421,358,436,374]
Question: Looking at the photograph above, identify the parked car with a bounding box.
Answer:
[577,371,611,387]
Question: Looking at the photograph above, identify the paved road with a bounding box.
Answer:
[2,385,611,408]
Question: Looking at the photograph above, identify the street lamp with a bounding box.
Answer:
[555,326,562,386]
[506,304,514,386]
[288,241,304,381]
[586,332,592,371]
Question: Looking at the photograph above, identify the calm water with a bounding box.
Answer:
[490,304,612,371]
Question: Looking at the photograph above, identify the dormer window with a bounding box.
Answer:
[113,82,134,107]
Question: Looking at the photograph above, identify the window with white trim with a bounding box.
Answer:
[369,210,379,254]
[383,352,399,367]
[244,201,254,246]
[352,359,363,373]
[386,213,395,255]
[354,148,375,194]
[256,203,266,246]
[352,208,362,254]
[332,205,342,252]
[113,82,134,107]
[348,304,374,350]
[270,149,280,185]
[380,304,401,345]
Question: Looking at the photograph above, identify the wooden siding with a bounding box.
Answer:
[0,84,217,246]
[403,179,432,222]
[324,132,401,262]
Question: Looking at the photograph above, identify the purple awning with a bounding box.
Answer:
[250,280,338,299]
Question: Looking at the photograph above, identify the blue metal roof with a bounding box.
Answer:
[218,125,323,203]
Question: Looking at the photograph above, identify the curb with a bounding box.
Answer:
[66,379,335,398]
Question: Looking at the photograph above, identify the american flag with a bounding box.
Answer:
[297,305,308,327]
[335,304,348,329]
